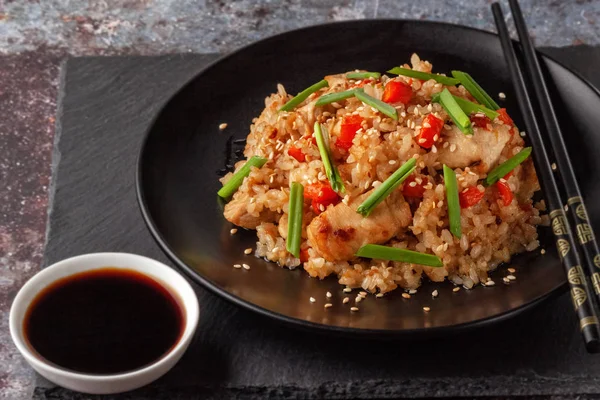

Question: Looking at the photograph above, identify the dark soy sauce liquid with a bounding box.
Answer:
[24,268,185,374]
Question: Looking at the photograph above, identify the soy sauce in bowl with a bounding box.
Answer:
[23,268,185,374]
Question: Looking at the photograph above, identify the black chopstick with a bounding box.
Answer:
[492,2,600,353]
[508,0,600,309]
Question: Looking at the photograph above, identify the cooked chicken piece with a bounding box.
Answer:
[223,190,279,229]
[437,125,512,172]
[324,73,349,91]
[514,159,540,203]
[307,190,412,261]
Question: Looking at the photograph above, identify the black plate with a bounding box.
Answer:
[137,20,600,335]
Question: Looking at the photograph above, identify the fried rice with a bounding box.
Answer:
[220,53,546,294]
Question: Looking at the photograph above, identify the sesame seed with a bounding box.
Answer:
[507,275,516,281]
[272,247,280,253]
[376,293,384,298]
[324,303,333,308]
[551,163,557,170]
[350,307,359,312]
[409,289,417,295]
[507,267,516,273]
[319,204,325,212]
[541,249,546,254]
[242,263,250,270]
[230,228,238,235]
[355,296,362,303]
[309,297,316,303]
[219,123,228,130]
[503,277,510,284]
[233,264,242,269]
[433,134,439,141]
[498,92,506,99]
[409,181,417,187]
[431,145,437,153]
[453,287,461,292]
[443,141,449,148]
[343,287,352,293]
[343,297,350,304]
[423,121,431,128]
[423,306,431,312]
[432,290,439,298]
[418,138,426,144]
[402,293,411,299]
[485,280,496,286]
[520,131,526,137]
[326,291,332,298]
[450,144,456,152]
[359,291,367,297]
[564,204,569,211]
[244,248,252,255]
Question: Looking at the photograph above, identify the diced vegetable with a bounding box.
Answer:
[417,113,444,149]
[279,79,329,111]
[315,89,357,107]
[402,175,428,198]
[459,186,485,208]
[356,158,416,217]
[288,146,305,162]
[439,89,473,135]
[496,180,514,206]
[356,244,443,267]
[382,80,413,104]
[305,182,340,214]
[354,89,398,120]
[431,92,499,120]
[346,71,381,80]
[300,247,310,263]
[314,122,345,193]
[387,67,460,86]
[497,108,514,126]
[443,165,462,238]
[470,114,492,130]
[217,156,268,199]
[338,114,363,150]
[286,182,304,258]
[485,147,532,186]
[451,71,500,110]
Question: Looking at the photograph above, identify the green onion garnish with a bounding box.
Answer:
[314,122,345,193]
[387,67,460,86]
[431,93,498,120]
[356,158,416,217]
[451,71,500,110]
[439,88,473,135]
[346,71,381,80]
[286,182,304,258]
[279,79,329,112]
[356,244,443,267]
[315,89,357,107]
[217,156,268,199]
[485,147,532,186]
[354,89,398,120]
[443,165,461,238]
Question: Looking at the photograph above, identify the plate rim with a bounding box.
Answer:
[135,19,596,335]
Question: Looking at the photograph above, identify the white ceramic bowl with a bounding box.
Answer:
[9,252,200,395]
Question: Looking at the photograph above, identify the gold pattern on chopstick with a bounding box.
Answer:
[568,265,585,285]
[577,223,594,245]
[594,254,600,269]
[567,196,582,206]
[572,287,587,310]
[557,239,570,259]
[576,204,588,221]
[592,273,600,295]
[580,316,599,331]
[550,209,568,236]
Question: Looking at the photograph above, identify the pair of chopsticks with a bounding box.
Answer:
[492,0,600,353]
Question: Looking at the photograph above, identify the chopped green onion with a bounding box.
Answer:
[356,244,443,268]
[315,89,357,107]
[314,122,345,193]
[286,182,304,258]
[387,67,460,86]
[443,165,461,238]
[217,156,268,199]
[439,89,473,135]
[354,89,398,120]
[432,93,498,120]
[346,71,381,80]
[279,79,329,111]
[485,147,532,186]
[356,158,416,217]
[451,71,500,110]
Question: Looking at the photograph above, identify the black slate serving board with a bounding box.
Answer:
[35,47,600,399]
